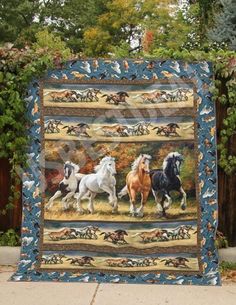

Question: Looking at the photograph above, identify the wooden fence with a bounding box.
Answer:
[216,102,236,246]
[0,159,22,232]
[0,102,236,245]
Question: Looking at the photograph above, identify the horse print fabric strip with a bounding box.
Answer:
[12,59,220,285]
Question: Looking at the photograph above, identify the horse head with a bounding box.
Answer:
[64,161,80,179]
[163,152,183,176]
[55,120,63,126]
[117,91,129,97]
[173,153,184,175]
[140,154,152,174]
[132,154,151,174]
[95,156,116,175]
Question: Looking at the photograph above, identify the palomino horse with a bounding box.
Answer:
[47,228,72,241]
[95,124,128,137]
[49,90,73,102]
[118,154,152,217]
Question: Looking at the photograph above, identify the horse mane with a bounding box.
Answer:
[94,156,114,173]
[64,161,80,173]
[131,154,151,172]
[162,152,182,171]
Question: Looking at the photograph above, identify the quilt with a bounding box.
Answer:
[12,59,220,285]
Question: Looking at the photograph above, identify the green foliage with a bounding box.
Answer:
[0,0,42,46]
[0,42,71,212]
[0,0,108,52]
[84,0,175,56]
[220,261,236,272]
[0,229,20,246]
[33,29,72,60]
[0,0,235,218]
[144,47,236,174]
[40,0,107,53]
[211,56,236,174]
[83,27,112,56]
[111,41,132,58]
[208,0,236,50]
[215,231,229,249]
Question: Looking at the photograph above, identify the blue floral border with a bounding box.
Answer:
[11,59,220,285]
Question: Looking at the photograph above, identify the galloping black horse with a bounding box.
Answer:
[150,152,187,217]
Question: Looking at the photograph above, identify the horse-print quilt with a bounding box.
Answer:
[12,59,220,285]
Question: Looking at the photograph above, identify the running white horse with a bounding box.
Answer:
[45,161,84,210]
[74,156,118,214]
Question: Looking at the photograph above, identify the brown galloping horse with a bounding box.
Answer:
[118,154,152,217]
[132,229,163,243]
[49,90,73,102]
[48,228,71,241]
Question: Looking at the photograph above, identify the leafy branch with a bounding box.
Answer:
[0,33,72,214]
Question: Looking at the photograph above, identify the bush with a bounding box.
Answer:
[0,229,20,246]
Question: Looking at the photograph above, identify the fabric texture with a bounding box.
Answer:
[12,59,220,285]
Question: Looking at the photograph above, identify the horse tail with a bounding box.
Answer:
[152,126,159,130]
[100,232,106,235]
[101,94,108,97]
[93,127,102,131]
[62,126,69,129]
[118,185,128,199]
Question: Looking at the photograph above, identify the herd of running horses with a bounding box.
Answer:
[44,119,183,138]
[41,253,191,269]
[45,225,194,244]
[45,87,191,105]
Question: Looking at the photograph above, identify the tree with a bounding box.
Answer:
[0,0,41,45]
[208,0,236,50]
[0,0,107,52]
[39,0,108,52]
[83,27,112,56]
[33,29,71,60]
[142,8,194,51]
[83,0,178,56]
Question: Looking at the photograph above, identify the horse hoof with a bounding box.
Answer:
[157,211,165,218]
[136,213,144,218]
[77,209,84,214]
[181,205,186,211]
